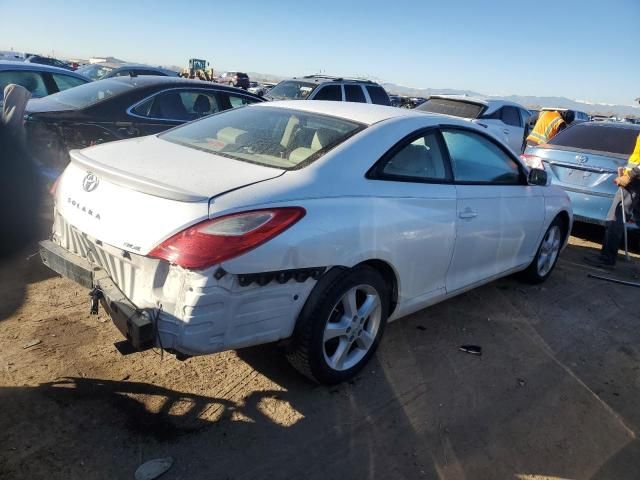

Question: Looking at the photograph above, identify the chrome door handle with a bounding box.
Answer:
[459,209,478,219]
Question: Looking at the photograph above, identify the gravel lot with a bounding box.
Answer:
[1,228,639,480]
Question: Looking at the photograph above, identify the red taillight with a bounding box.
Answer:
[49,176,61,196]
[520,154,545,171]
[148,207,306,269]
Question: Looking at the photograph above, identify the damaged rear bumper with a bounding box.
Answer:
[39,240,155,351]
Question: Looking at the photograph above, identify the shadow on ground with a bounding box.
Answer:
[0,236,639,479]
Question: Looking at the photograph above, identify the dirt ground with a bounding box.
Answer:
[1,226,639,480]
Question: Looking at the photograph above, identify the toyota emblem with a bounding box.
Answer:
[82,173,99,192]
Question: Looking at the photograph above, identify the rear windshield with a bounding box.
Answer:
[416,98,485,119]
[266,80,317,100]
[548,123,640,156]
[43,79,134,109]
[76,64,115,81]
[160,106,364,169]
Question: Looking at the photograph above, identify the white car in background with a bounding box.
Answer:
[416,95,531,153]
[40,101,571,384]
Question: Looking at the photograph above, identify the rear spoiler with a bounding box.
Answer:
[70,150,209,203]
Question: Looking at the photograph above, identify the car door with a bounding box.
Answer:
[500,106,525,153]
[367,128,457,300]
[441,127,545,293]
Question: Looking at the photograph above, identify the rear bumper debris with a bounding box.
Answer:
[39,240,155,351]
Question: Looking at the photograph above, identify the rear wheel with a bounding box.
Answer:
[286,266,389,384]
[521,218,565,283]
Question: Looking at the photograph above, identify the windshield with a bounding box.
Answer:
[416,98,485,119]
[44,79,134,109]
[161,106,364,169]
[266,80,317,100]
[76,64,115,81]
[548,124,640,156]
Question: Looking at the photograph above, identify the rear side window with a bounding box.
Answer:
[380,131,449,181]
[0,71,48,97]
[314,85,342,101]
[133,90,221,120]
[51,73,86,92]
[502,107,522,127]
[548,124,640,156]
[366,85,391,106]
[344,84,366,103]
[442,129,521,184]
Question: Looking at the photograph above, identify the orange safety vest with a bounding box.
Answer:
[527,111,565,145]
[625,133,640,174]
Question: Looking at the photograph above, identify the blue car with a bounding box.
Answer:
[523,121,640,230]
[0,60,89,104]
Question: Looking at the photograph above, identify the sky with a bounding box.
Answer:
[2,0,639,105]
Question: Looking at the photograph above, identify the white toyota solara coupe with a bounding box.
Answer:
[40,100,572,384]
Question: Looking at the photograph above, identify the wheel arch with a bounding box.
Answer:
[554,210,571,245]
[355,259,399,317]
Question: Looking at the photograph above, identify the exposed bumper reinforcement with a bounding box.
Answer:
[39,240,154,351]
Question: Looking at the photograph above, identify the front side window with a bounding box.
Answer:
[344,84,366,103]
[133,90,222,121]
[381,131,449,181]
[442,129,521,184]
[365,85,391,106]
[51,73,87,92]
[0,71,48,97]
[313,85,342,101]
[161,106,364,169]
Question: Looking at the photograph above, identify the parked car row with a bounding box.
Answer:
[4,54,629,383]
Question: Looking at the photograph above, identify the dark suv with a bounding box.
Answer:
[217,71,250,90]
[265,75,391,105]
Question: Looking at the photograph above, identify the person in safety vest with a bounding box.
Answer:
[526,110,575,147]
[584,133,640,268]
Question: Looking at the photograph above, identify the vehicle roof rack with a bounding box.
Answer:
[301,74,373,83]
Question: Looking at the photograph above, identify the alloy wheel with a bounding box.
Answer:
[537,225,562,277]
[322,284,382,371]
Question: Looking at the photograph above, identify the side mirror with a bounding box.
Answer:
[528,168,548,186]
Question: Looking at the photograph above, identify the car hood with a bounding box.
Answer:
[70,135,285,202]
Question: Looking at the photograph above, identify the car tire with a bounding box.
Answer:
[521,217,565,284]
[286,266,390,384]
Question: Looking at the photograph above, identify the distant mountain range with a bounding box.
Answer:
[380,83,640,118]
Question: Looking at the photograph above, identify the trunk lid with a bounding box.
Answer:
[56,135,284,254]
[530,145,625,195]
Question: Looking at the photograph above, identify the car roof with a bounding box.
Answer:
[541,107,588,114]
[95,75,264,96]
[428,94,525,113]
[252,100,435,125]
[283,75,382,86]
[575,121,640,131]
[0,60,88,79]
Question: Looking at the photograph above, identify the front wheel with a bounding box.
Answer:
[286,266,389,384]
[521,218,565,283]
